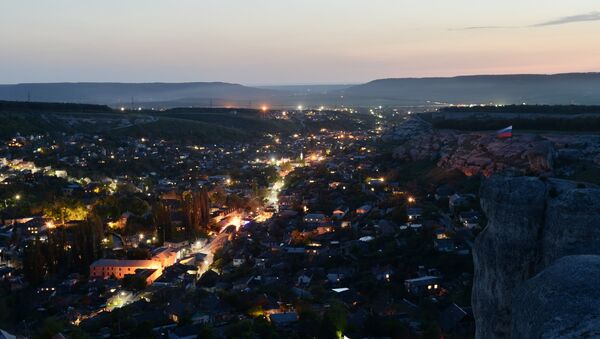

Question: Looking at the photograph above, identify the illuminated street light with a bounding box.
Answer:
[14,194,21,201]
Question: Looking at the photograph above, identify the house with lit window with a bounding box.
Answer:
[303,213,326,227]
[407,207,423,221]
[404,276,440,296]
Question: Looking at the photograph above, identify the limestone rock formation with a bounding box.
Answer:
[472,176,600,338]
[387,117,600,177]
[511,255,600,339]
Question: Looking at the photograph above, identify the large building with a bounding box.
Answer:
[152,247,178,267]
[89,248,179,284]
[90,259,161,280]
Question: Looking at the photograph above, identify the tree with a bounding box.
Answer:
[252,316,277,339]
[225,319,255,338]
[182,189,210,237]
[44,198,88,225]
[119,196,150,216]
[22,239,47,285]
[390,205,408,224]
[122,275,147,291]
[319,301,348,339]
[36,317,65,339]
[197,324,216,339]
[152,201,172,243]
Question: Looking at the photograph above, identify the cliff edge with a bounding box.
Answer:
[472,176,600,338]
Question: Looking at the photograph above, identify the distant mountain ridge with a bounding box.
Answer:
[340,73,600,105]
[0,82,279,107]
[1,73,600,107]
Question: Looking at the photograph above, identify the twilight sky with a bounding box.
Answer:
[1,0,599,85]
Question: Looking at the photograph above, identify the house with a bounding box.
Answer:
[152,247,178,267]
[409,223,422,230]
[0,329,16,339]
[232,258,246,267]
[459,211,480,229]
[0,267,14,281]
[21,217,48,236]
[255,254,269,269]
[449,194,470,212]
[433,228,448,239]
[166,300,195,324]
[303,213,326,227]
[167,324,205,339]
[404,276,440,295]
[407,208,423,221]
[326,268,355,283]
[435,185,454,200]
[284,247,306,254]
[371,265,395,281]
[153,263,197,287]
[332,206,349,220]
[269,312,298,328]
[439,303,473,336]
[356,204,372,215]
[131,268,162,286]
[388,182,404,195]
[297,273,312,286]
[397,298,420,318]
[434,238,456,252]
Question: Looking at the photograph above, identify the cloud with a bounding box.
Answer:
[455,11,600,31]
[533,11,600,27]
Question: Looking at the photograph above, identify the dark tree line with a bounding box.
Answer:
[181,189,211,238]
[152,201,173,244]
[22,214,104,285]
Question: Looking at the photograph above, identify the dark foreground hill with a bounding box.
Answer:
[0,101,295,142]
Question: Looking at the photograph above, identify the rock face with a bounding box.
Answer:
[387,117,600,177]
[511,255,600,338]
[472,176,600,338]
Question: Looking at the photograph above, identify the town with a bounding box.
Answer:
[0,106,481,338]
[4,2,600,337]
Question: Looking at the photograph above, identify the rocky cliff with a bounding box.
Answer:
[472,176,600,338]
[387,117,600,177]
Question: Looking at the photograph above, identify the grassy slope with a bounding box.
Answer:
[0,108,297,143]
